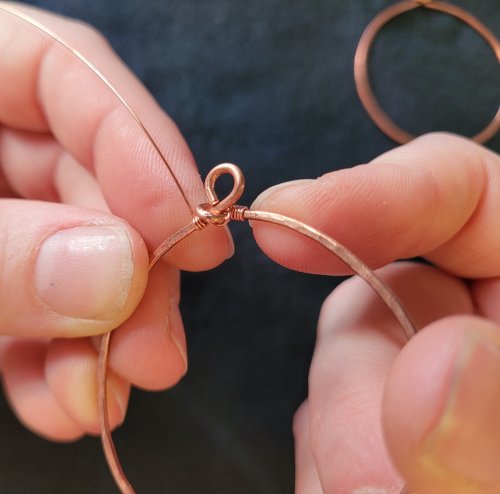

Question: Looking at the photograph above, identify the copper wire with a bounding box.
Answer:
[98,332,136,494]
[354,0,500,144]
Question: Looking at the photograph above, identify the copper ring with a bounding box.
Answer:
[354,0,500,144]
[101,164,418,493]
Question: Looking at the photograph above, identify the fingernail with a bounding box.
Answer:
[35,225,134,320]
[251,179,313,208]
[421,330,500,486]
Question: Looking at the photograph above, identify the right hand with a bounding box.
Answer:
[252,133,500,494]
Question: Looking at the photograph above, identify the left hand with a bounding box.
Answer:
[0,3,232,441]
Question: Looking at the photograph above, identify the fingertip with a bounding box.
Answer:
[384,315,500,494]
[383,318,462,476]
[0,200,150,338]
[250,172,373,275]
[249,163,436,274]
[162,224,234,272]
[108,264,188,391]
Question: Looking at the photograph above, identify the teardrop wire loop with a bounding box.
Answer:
[0,3,195,216]
[354,0,500,144]
[100,164,418,493]
[0,5,417,494]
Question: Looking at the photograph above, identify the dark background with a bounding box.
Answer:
[1,0,499,492]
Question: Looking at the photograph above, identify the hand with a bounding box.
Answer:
[0,3,232,441]
[253,133,500,494]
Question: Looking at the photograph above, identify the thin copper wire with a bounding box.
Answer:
[0,3,195,216]
[98,332,135,494]
[354,0,500,144]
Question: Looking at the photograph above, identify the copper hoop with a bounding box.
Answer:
[100,164,418,494]
[354,0,500,144]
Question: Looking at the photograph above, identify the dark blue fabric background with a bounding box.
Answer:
[0,1,499,492]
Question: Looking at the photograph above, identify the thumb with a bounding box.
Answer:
[383,315,500,494]
[0,199,148,337]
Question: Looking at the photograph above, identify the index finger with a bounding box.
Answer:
[0,3,232,270]
[252,133,500,278]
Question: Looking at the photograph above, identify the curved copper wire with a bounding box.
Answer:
[99,164,417,493]
[354,0,500,144]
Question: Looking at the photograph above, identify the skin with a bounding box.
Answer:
[1,3,499,493]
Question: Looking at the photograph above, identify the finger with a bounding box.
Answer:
[0,199,148,337]
[1,340,85,441]
[0,3,232,270]
[1,127,108,209]
[45,337,128,434]
[308,262,473,493]
[293,401,323,494]
[252,133,500,278]
[107,263,187,391]
[0,128,60,202]
[384,316,500,494]
[54,152,109,209]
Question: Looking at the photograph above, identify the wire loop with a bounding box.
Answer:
[204,163,245,214]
